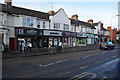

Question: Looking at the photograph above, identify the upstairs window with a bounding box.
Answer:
[87,27,91,33]
[43,22,45,28]
[74,26,76,32]
[0,14,4,24]
[63,24,69,31]
[71,25,73,32]
[82,27,86,32]
[23,18,34,27]
[37,21,40,28]
[53,23,60,29]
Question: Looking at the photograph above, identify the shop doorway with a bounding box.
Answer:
[9,38,15,51]
[18,38,25,51]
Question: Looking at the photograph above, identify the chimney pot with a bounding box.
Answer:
[88,19,93,24]
[72,14,78,21]
[48,11,54,15]
[5,0,12,6]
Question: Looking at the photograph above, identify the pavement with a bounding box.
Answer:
[2,46,120,80]
[2,44,100,59]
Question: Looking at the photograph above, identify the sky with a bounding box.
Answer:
[1,0,120,29]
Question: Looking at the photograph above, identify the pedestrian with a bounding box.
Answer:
[29,42,32,50]
[59,42,62,52]
[24,43,26,51]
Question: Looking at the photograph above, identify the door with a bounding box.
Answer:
[9,38,15,51]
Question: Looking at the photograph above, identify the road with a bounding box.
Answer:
[2,46,120,80]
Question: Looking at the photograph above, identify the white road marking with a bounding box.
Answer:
[55,60,63,64]
[64,59,68,62]
[38,65,43,67]
[38,60,68,67]
[83,57,87,59]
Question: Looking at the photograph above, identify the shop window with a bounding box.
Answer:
[82,40,86,44]
[37,21,40,28]
[79,39,82,44]
[58,38,61,45]
[49,38,52,45]
[54,38,57,46]
[64,38,67,44]
[87,38,91,44]
[49,38,52,46]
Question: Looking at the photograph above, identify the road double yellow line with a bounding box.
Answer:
[80,66,88,69]
[68,72,96,80]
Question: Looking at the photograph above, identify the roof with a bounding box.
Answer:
[93,23,99,26]
[49,8,70,19]
[0,3,50,20]
[70,18,96,29]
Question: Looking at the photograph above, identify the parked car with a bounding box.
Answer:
[100,42,115,50]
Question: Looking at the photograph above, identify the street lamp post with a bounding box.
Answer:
[111,15,119,42]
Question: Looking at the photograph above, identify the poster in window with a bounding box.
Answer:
[18,29,24,34]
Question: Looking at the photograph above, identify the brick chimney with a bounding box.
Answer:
[88,19,93,24]
[48,11,54,15]
[114,28,117,31]
[5,0,12,6]
[72,14,78,21]
[107,26,111,31]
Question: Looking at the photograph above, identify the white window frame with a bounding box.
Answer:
[36,20,40,28]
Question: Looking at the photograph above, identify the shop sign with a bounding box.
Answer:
[26,29,37,35]
[44,30,62,36]
[18,29,24,34]
[95,35,98,38]
[17,28,42,36]
[77,33,87,38]
[63,32,77,37]
[87,34,94,38]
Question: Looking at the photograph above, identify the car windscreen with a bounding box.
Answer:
[107,42,113,45]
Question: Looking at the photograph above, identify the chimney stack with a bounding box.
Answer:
[88,19,93,24]
[5,0,12,6]
[72,14,78,21]
[48,11,54,15]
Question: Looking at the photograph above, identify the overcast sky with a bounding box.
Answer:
[1,0,120,29]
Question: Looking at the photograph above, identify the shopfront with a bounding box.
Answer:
[15,27,43,51]
[62,32,77,47]
[0,28,9,51]
[77,33,87,46]
[87,34,94,45]
[43,30,63,47]
[94,35,98,43]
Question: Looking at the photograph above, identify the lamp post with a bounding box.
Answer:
[111,15,119,42]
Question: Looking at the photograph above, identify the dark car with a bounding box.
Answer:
[100,42,115,50]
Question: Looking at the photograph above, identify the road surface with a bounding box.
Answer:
[2,46,120,80]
